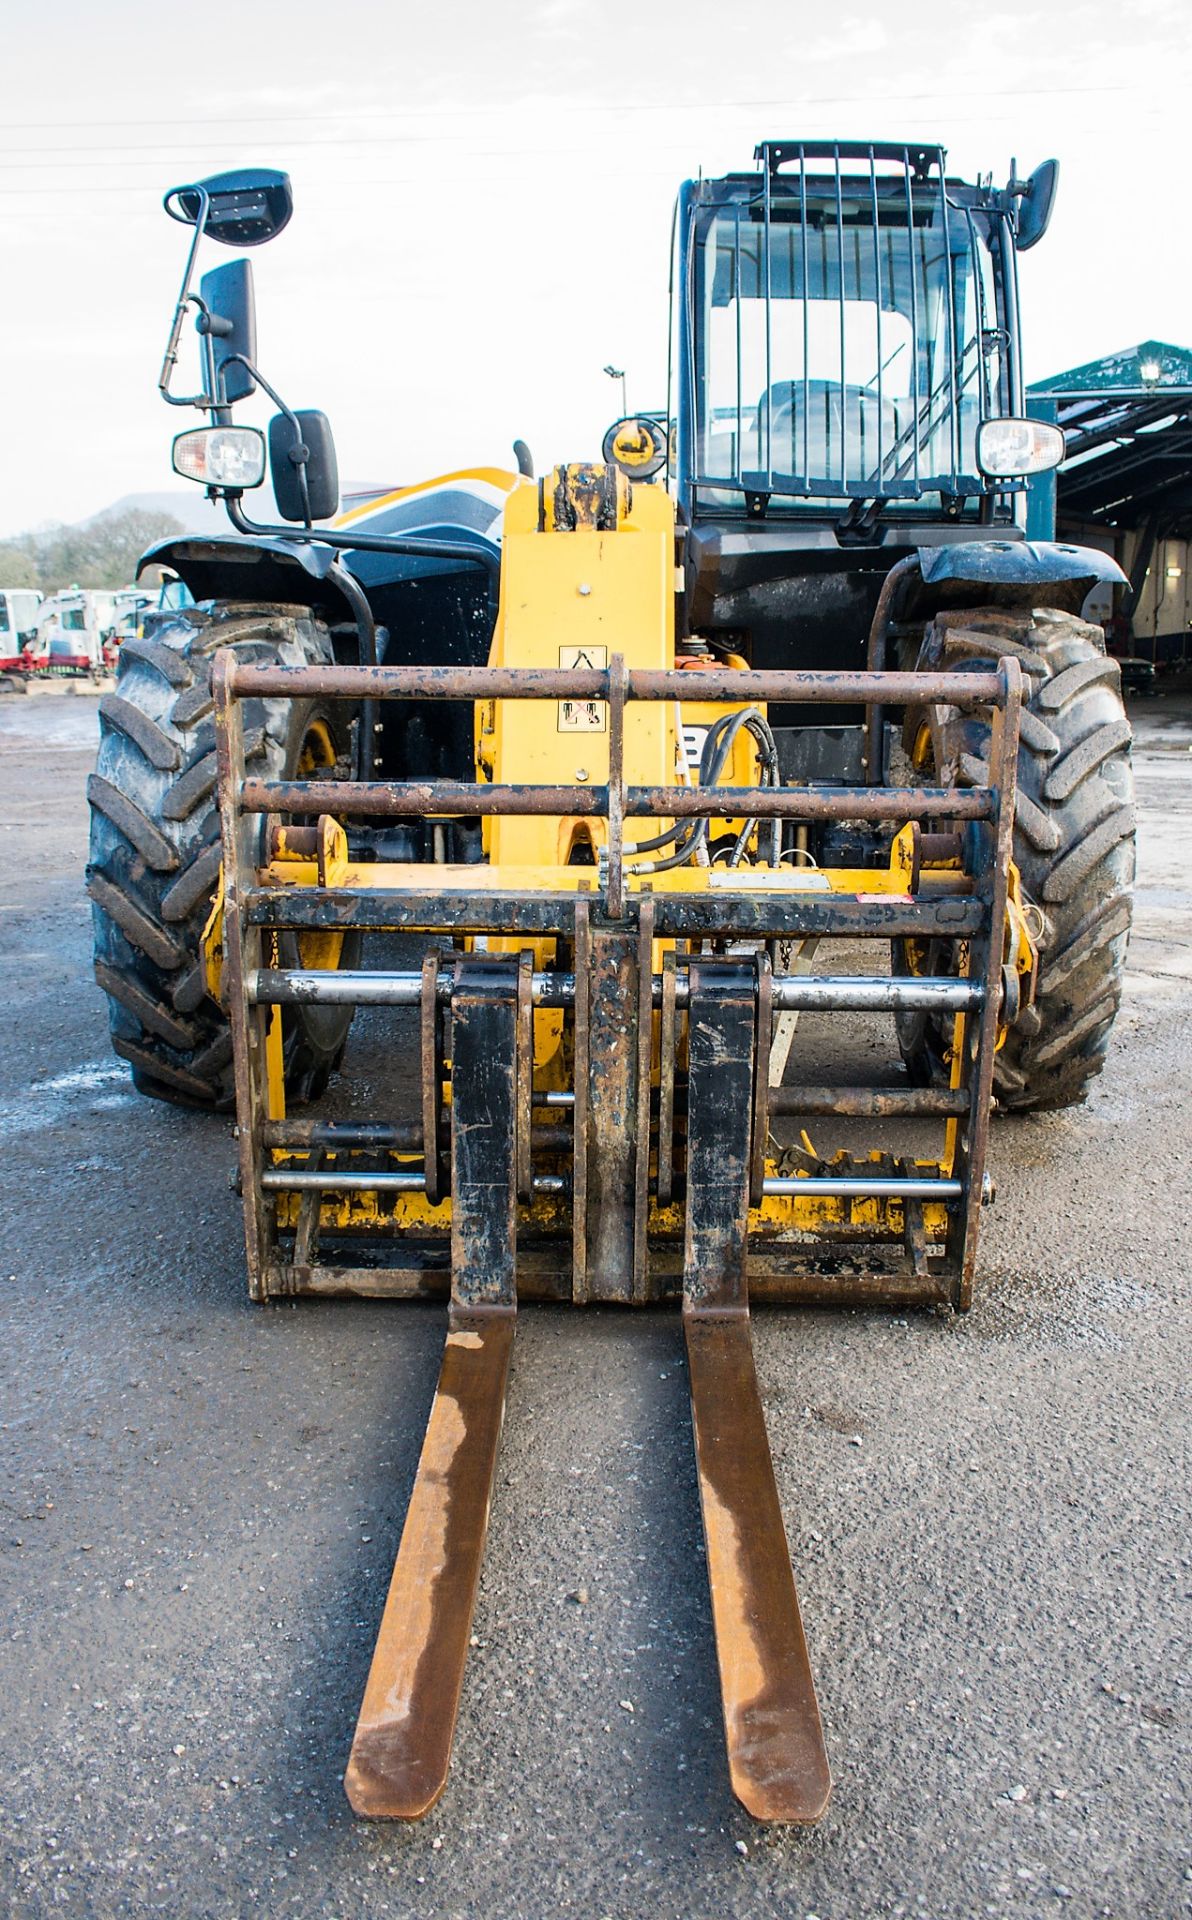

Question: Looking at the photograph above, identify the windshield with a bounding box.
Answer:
[692,180,1008,506]
[0,604,8,634]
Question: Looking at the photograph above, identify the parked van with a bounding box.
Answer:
[0,588,43,673]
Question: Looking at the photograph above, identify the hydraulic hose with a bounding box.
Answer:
[625,706,781,873]
[626,709,746,865]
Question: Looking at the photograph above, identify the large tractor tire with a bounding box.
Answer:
[898,605,1135,1112]
[87,602,358,1108]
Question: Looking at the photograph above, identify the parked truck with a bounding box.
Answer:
[30,589,118,677]
[0,588,43,683]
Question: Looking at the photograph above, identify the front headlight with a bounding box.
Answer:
[172,425,266,489]
[976,418,1065,478]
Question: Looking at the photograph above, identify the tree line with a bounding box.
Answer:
[0,507,185,592]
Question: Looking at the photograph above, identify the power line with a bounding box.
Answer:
[0,99,1138,177]
[0,127,1046,198]
[0,86,1171,199]
[0,78,1150,138]
[0,132,465,163]
[0,135,1043,199]
[0,76,1159,158]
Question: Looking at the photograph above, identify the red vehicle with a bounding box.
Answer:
[0,588,42,676]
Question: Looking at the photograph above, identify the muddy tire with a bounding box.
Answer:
[898,606,1135,1112]
[87,602,358,1108]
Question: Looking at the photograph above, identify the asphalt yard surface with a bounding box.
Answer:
[0,689,1189,1920]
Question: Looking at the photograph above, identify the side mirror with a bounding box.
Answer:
[269,410,339,523]
[164,167,293,247]
[1016,159,1059,251]
[198,259,256,404]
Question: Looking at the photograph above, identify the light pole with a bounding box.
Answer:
[603,364,627,416]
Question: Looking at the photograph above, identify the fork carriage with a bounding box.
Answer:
[216,653,1022,1312]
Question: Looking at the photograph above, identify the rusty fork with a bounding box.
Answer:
[344,1308,514,1818]
[682,957,831,1822]
[345,959,520,1818]
[344,948,832,1825]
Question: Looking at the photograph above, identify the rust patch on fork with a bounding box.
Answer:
[344,1308,514,1819]
[685,1307,831,1824]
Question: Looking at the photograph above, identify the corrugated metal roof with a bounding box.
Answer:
[1029,342,1192,531]
[1031,339,1192,397]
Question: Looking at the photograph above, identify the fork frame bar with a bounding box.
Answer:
[214,649,1022,1312]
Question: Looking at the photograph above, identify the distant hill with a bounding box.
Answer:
[0,491,230,547]
[83,484,400,535]
[102,490,230,535]
[1,485,403,569]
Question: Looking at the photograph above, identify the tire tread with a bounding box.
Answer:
[88,602,355,1109]
[904,607,1135,1111]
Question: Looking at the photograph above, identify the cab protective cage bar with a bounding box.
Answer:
[683,139,1020,508]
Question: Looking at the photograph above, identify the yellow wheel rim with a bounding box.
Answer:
[295,717,345,972]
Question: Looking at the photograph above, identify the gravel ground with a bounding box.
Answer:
[0,689,1188,1920]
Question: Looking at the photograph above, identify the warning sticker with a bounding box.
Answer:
[558,645,607,732]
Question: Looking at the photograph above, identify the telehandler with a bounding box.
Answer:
[87,142,1134,1823]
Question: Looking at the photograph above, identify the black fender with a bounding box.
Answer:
[902,538,1127,619]
[136,533,366,629]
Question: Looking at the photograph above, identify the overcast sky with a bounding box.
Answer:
[3,0,1190,537]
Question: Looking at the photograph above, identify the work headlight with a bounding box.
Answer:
[172,425,266,489]
[976,418,1065,478]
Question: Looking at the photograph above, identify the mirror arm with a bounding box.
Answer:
[160,297,219,411]
[223,495,379,776]
[222,354,314,525]
[221,492,501,607]
[159,189,212,405]
[324,559,379,779]
[189,292,227,420]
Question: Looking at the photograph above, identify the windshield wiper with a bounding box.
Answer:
[835,496,891,541]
